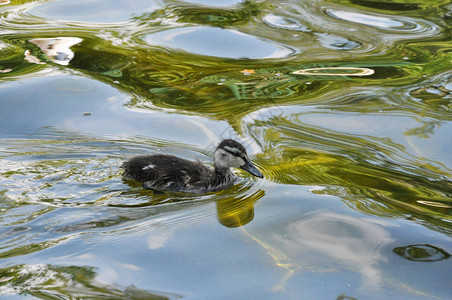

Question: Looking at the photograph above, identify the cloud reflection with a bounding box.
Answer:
[272,212,394,290]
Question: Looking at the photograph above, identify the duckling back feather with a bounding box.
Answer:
[121,154,234,193]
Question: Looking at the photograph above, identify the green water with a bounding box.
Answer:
[1,0,451,299]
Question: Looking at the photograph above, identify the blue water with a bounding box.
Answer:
[1,0,451,299]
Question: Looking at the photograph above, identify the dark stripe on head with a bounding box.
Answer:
[217,139,247,157]
[223,147,241,157]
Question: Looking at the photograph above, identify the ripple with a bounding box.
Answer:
[143,26,297,59]
[201,68,290,84]
[199,68,316,100]
[0,264,182,298]
[262,14,361,51]
[293,67,374,76]
[130,69,189,86]
[408,71,452,117]
[0,137,124,207]
[325,8,434,33]
[241,105,452,223]
[315,33,361,50]
[182,0,243,7]
[393,244,451,262]
[262,14,309,31]
[416,200,451,208]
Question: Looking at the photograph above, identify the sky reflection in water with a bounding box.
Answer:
[0,0,451,299]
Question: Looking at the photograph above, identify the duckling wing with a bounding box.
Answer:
[122,154,212,192]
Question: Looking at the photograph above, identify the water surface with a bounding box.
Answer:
[1,0,451,299]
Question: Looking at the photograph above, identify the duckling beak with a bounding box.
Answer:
[240,159,264,178]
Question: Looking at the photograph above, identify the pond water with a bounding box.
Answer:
[1,0,451,299]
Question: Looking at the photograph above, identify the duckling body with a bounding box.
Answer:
[122,154,234,193]
[121,139,263,193]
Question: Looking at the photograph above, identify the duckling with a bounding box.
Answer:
[121,139,263,193]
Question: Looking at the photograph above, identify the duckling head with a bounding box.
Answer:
[214,139,264,178]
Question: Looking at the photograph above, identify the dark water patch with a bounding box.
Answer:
[68,37,132,74]
[175,1,263,27]
[181,0,243,7]
[347,0,421,12]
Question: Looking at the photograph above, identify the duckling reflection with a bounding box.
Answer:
[216,189,265,228]
[121,139,263,193]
